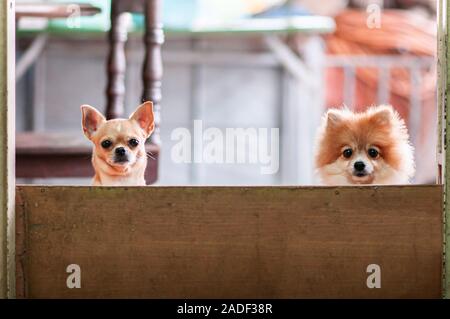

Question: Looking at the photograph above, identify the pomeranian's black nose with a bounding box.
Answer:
[354,161,366,172]
[115,147,126,156]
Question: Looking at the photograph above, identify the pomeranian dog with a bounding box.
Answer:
[314,105,415,185]
[81,101,154,186]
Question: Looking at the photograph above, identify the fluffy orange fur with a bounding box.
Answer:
[314,105,415,185]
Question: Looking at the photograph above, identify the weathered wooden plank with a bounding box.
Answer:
[439,0,450,299]
[16,185,442,299]
[437,0,445,183]
[0,0,15,299]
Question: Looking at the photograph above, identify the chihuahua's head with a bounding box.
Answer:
[314,105,415,185]
[81,102,154,176]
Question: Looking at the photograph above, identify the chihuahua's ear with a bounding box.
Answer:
[81,105,106,139]
[129,101,155,138]
[326,109,344,128]
[371,105,394,127]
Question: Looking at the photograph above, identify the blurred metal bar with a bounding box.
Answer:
[264,35,312,86]
[189,38,203,185]
[409,66,422,148]
[326,55,434,69]
[377,67,390,104]
[343,66,356,109]
[163,50,279,67]
[16,34,47,81]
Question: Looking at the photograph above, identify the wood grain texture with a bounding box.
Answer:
[1,0,15,299]
[16,185,442,299]
[438,0,450,298]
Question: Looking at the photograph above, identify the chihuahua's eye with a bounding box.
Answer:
[342,148,353,158]
[368,148,379,158]
[101,140,112,148]
[128,138,139,147]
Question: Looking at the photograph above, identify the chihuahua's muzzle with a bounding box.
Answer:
[114,147,129,163]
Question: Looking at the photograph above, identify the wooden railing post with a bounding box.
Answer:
[0,0,16,299]
[105,1,129,119]
[142,0,164,145]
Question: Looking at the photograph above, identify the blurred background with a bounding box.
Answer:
[15,0,437,185]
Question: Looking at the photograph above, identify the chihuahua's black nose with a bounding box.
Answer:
[354,161,366,172]
[115,147,126,156]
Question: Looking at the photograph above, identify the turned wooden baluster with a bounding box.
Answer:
[105,2,128,119]
[142,0,164,145]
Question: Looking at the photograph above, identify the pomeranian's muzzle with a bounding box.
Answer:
[353,161,367,177]
[114,146,129,163]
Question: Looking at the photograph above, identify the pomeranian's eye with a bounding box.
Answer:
[342,148,353,158]
[128,138,139,147]
[101,140,112,148]
[368,148,379,158]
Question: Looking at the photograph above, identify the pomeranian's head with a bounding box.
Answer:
[314,105,415,185]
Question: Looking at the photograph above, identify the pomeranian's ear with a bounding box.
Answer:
[81,105,106,139]
[371,105,394,127]
[326,109,344,128]
[129,101,155,138]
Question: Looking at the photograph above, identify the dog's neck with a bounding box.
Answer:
[91,154,147,186]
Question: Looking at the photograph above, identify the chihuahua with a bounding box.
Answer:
[81,101,154,186]
[314,105,415,185]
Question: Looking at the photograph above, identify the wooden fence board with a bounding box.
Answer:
[16,185,442,298]
[438,0,450,299]
[1,0,15,299]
